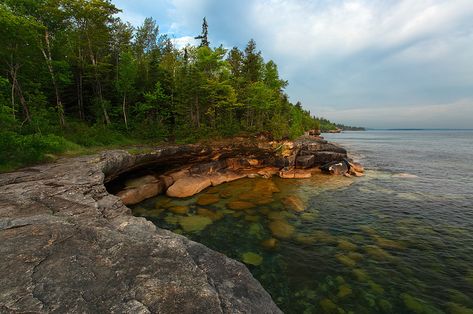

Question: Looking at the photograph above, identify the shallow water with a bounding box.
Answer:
[131,130,473,313]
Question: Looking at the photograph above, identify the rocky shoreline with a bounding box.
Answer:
[0,136,362,313]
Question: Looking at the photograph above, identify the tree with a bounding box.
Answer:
[194,17,209,47]
[116,50,137,129]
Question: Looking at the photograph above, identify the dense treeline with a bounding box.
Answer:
[0,0,321,170]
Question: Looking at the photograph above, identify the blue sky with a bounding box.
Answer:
[112,0,473,129]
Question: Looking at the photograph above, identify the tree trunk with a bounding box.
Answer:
[12,75,31,123]
[87,34,110,125]
[40,30,65,127]
[122,92,128,129]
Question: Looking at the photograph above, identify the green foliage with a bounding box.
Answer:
[0,131,79,171]
[0,1,341,172]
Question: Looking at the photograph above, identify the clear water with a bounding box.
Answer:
[131,130,473,313]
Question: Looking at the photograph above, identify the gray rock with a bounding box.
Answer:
[296,155,315,168]
[0,148,281,314]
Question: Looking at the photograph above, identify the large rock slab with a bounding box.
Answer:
[166,175,212,198]
[0,148,282,313]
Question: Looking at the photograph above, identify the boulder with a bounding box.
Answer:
[118,181,164,205]
[167,168,190,181]
[320,160,349,175]
[296,155,315,168]
[313,152,347,166]
[159,175,174,189]
[257,167,280,179]
[208,171,246,186]
[190,160,227,175]
[166,175,212,198]
[124,174,158,188]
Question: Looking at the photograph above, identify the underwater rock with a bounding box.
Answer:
[364,245,394,260]
[300,212,318,221]
[219,190,233,198]
[337,239,358,251]
[373,235,405,250]
[166,175,211,198]
[255,197,274,205]
[140,208,165,217]
[197,208,224,221]
[282,195,305,212]
[179,215,213,232]
[378,299,393,312]
[347,252,364,262]
[244,215,260,222]
[227,200,256,210]
[313,230,336,243]
[164,214,180,225]
[336,254,357,268]
[268,220,295,239]
[238,191,260,201]
[254,179,281,194]
[337,284,352,298]
[242,252,263,266]
[196,194,220,206]
[261,238,278,249]
[168,205,189,215]
[447,302,473,314]
[353,268,369,281]
[248,223,264,237]
[400,293,443,314]
[155,197,172,208]
[368,280,384,294]
[335,256,357,270]
[294,233,317,245]
[267,211,289,221]
[319,298,338,313]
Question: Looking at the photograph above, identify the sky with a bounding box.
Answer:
[112,0,473,129]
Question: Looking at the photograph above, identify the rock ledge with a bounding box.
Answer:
[0,147,282,313]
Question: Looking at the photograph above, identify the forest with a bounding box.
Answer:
[0,0,339,171]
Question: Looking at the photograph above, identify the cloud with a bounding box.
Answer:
[112,0,473,128]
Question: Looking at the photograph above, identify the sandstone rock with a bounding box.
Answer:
[168,205,189,215]
[268,220,295,239]
[158,175,174,189]
[261,238,278,249]
[166,176,212,198]
[209,171,246,186]
[257,167,280,178]
[125,174,158,188]
[118,181,163,205]
[282,195,305,212]
[227,200,256,210]
[196,194,220,206]
[167,168,190,182]
[278,169,312,179]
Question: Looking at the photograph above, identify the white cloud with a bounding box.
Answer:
[171,36,198,49]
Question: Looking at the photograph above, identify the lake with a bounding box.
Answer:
[132,130,473,313]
